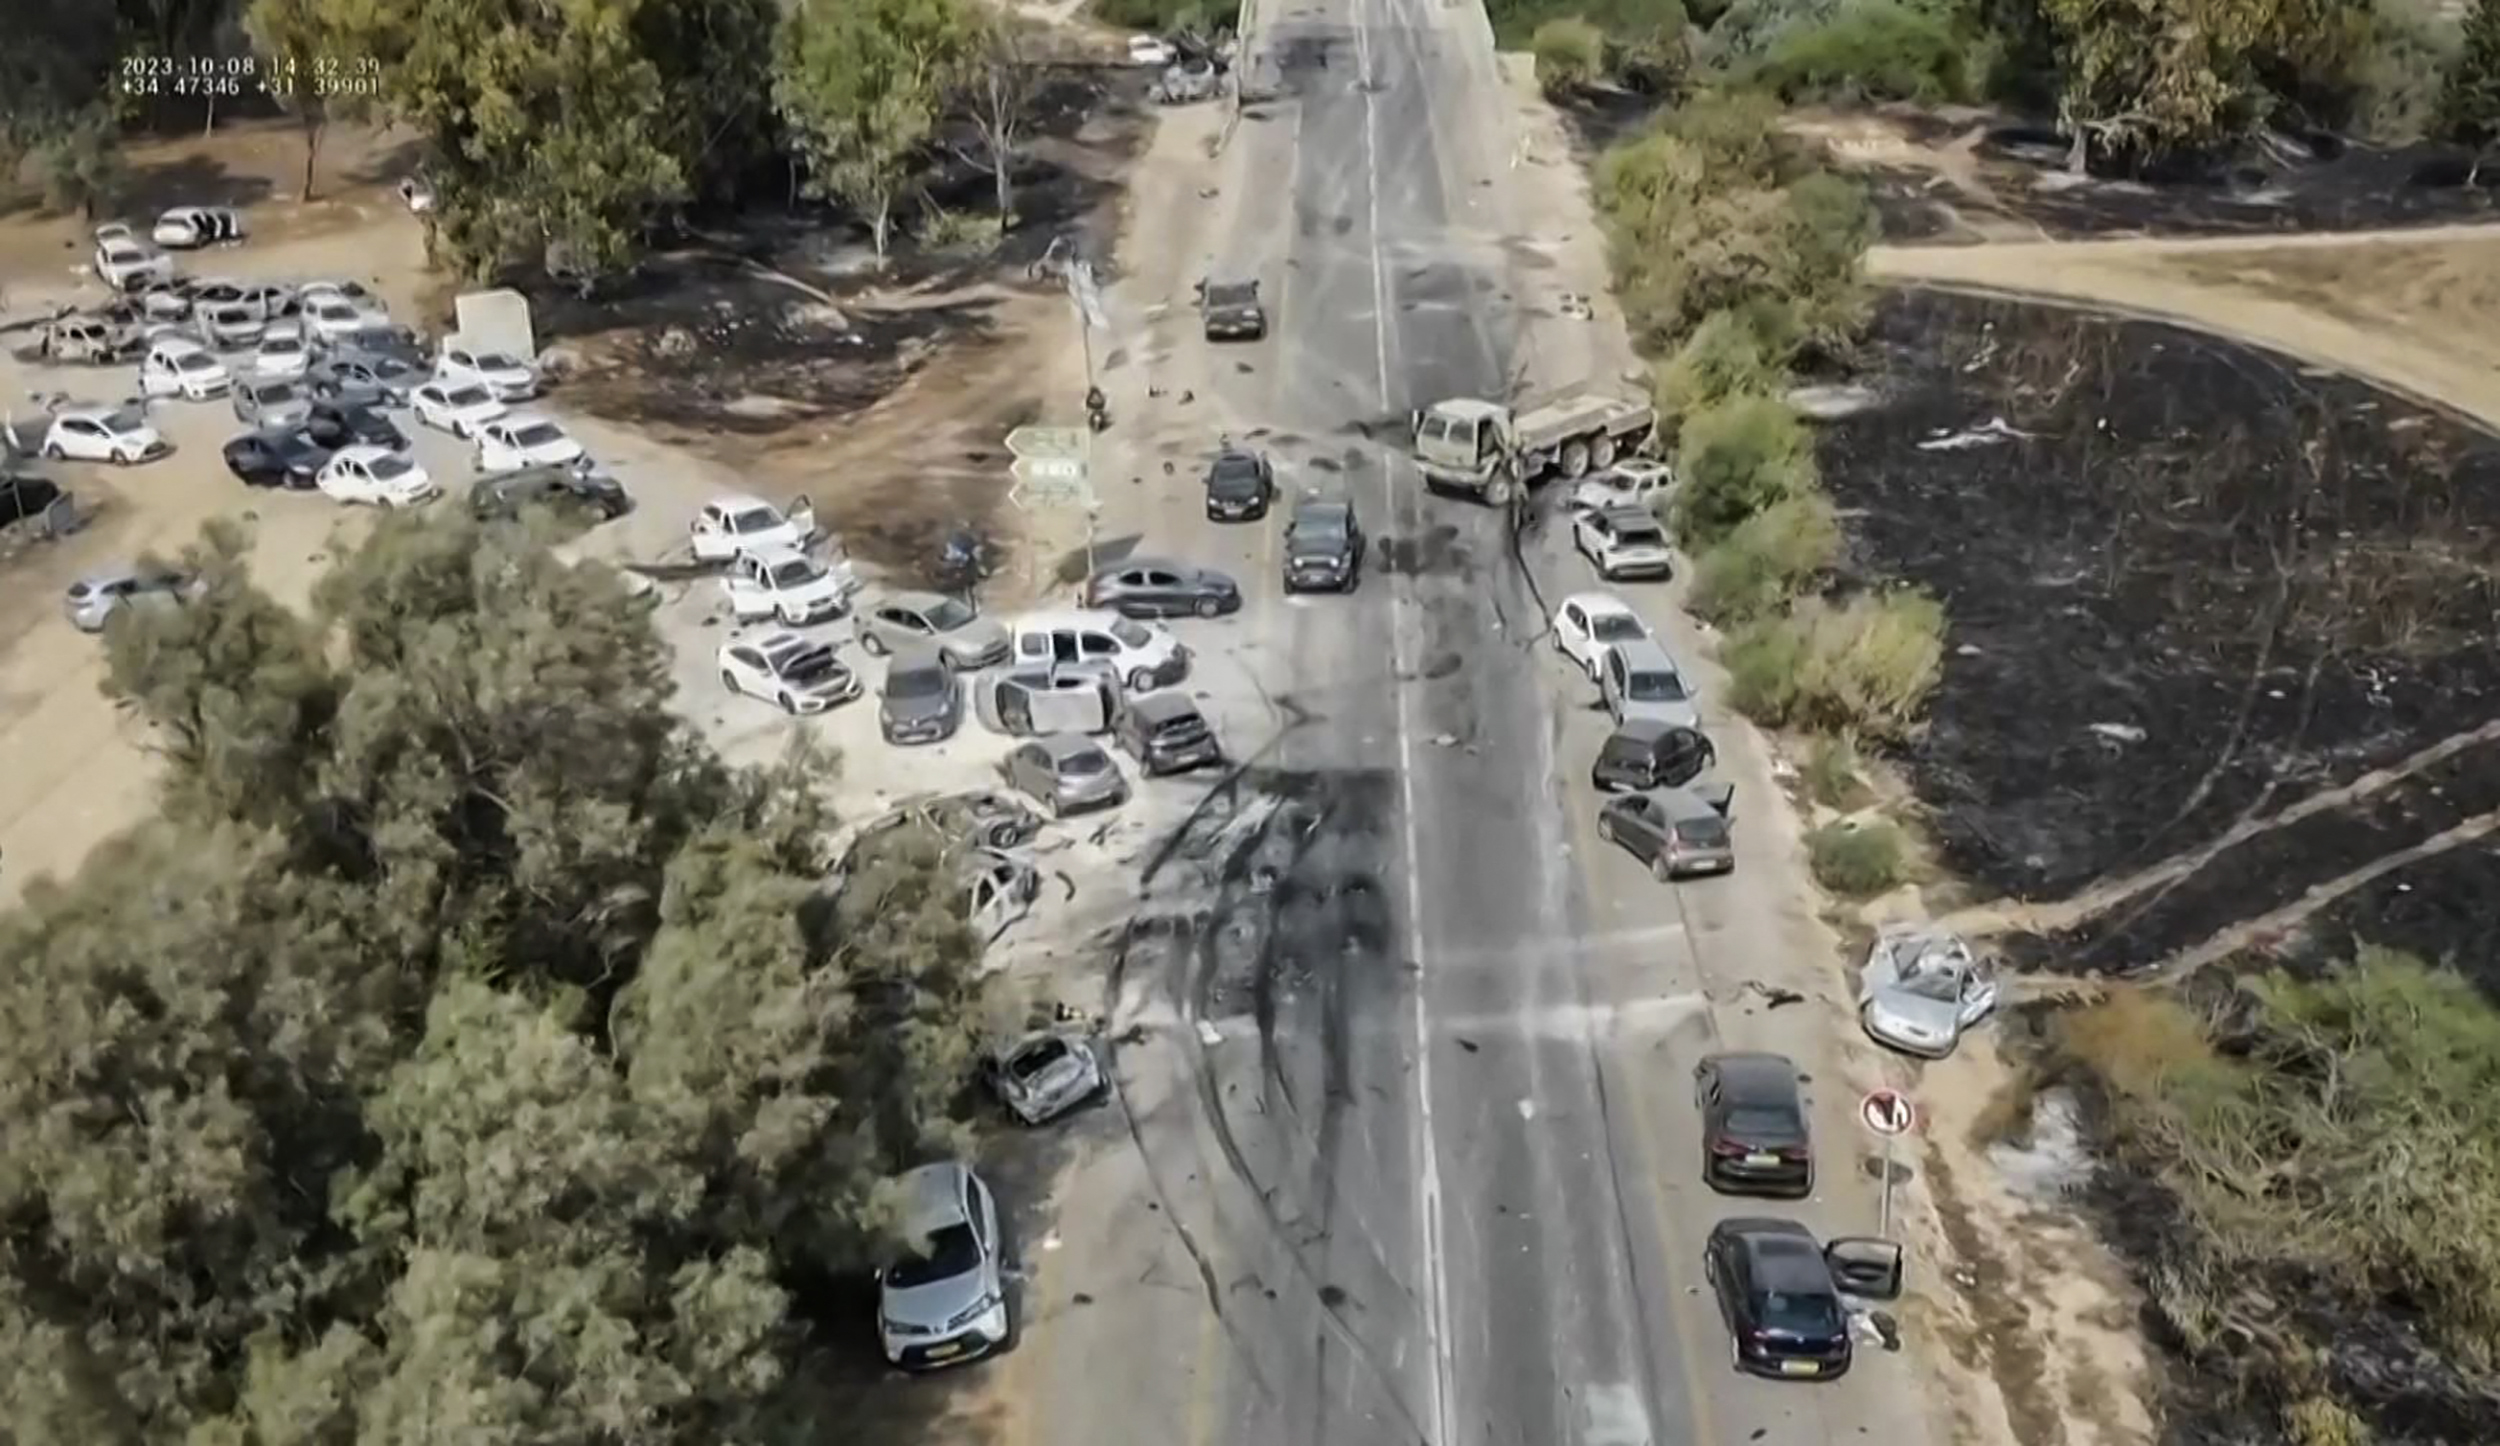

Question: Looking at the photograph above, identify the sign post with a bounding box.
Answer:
[1005,424,1101,577]
[1859,1087,1917,1239]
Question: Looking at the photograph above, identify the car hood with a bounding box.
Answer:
[1866,988,1961,1041]
[1057,769,1123,799]
[1623,699,1701,730]
[881,1266,991,1331]
[940,617,1009,656]
[1011,1049,1100,1112]
[1288,540,1350,564]
[885,689,957,722]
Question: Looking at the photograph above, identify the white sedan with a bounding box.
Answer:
[723,547,857,626]
[252,330,313,380]
[151,206,244,249]
[716,630,863,714]
[1568,460,1676,516]
[475,414,585,473]
[301,295,368,343]
[411,380,507,438]
[42,405,168,464]
[94,237,174,291]
[437,346,539,401]
[1552,592,1655,680]
[318,445,439,508]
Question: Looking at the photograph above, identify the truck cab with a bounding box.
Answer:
[1410,399,1510,497]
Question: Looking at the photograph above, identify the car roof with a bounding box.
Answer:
[1606,716,1678,744]
[894,1161,973,1238]
[1431,397,1506,421]
[1562,590,1637,617]
[495,411,554,429]
[1034,731,1100,759]
[1706,1052,1799,1101]
[1099,554,1191,576]
[708,491,773,512]
[1130,691,1201,721]
[748,628,812,653]
[59,404,126,422]
[889,643,949,673]
[1016,607,1131,631]
[1598,503,1661,526]
[333,443,392,462]
[1608,637,1677,670]
[1293,497,1349,518]
[747,546,813,570]
[880,589,949,612]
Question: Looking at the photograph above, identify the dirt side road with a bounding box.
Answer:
[1868,224,2500,434]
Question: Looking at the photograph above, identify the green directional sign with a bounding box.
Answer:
[1005,425,1089,462]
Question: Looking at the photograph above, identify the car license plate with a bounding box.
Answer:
[1779,1359,1819,1377]
[1745,1152,1780,1168]
[925,1342,962,1361]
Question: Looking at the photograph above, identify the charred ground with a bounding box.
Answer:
[1819,292,2500,982]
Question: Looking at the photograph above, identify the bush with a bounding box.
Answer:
[1805,818,1904,895]
[917,205,1000,253]
[1748,0,1972,104]
[2283,1396,2371,1446]
[1654,303,1796,436]
[1533,16,1609,94]
[34,108,123,220]
[1765,171,1877,354]
[2444,0,2500,151]
[1091,0,1207,32]
[2351,0,2460,142]
[1721,589,1945,739]
[1671,393,1816,546]
[1800,732,1872,810]
[1691,494,1839,623]
[1699,0,1843,65]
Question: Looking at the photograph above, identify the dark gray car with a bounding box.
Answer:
[1591,718,1714,792]
[1694,1051,1812,1197]
[309,350,423,406]
[1199,279,1266,340]
[855,589,1010,670]
[881,646,964,746]
[1003,732,1129,817]
[1283,496,1363,592]
[1113,691,1222,775]
[1597,787,1735,880]
[469,463,631,522]
[1083,557,1242,619]
[1203,449,1275,521]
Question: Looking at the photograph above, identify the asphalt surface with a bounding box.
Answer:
[990,1,1964,1442]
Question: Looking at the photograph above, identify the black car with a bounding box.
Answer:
[1204,449,1275,521]
[1282,496,1364,592]
[222,429,332,489]
[1199,279,1267,341]
[1113,692,1222,775]
[1592,718,1713,792]
[1694,1052,1812,1196]
[469,463,632,522]
[303,400,408,453]
[1704,1219,1856,1381]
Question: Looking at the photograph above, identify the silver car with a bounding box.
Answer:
[309,350,423,406]
[985,1033,1103,1125]
[1856,928,2000,1059]
[1003,732,1128,817]
[1600,637,1702,730]
[64,565,193,633]
[877,1162,1011,1369]
[855,589,1011,670]
[880,646,964,746]
[232,376,312,430]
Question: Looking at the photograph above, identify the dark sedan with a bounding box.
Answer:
[1082,557,1242,619]
[303,400,408,453]
[1282,496,1363,592]
[1199,279,1267,341]
[1705,1219,1855,1381]
[1203,449,1275,521]
[1694,1052,1812,1196]
[222,428,332,489]
[470,463,632,521]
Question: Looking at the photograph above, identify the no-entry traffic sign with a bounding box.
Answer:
[1860,1088,1916,1138]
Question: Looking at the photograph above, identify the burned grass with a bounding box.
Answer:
[1819,293,2500,953]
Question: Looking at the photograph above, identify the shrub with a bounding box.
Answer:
[34,107,123,220]
[2444,0,2500,156]
[1721,590,1944,739]
[1766,171,1877,354]
[1700,0,1843,65]
[917,205,1000,253]
[1671,393,1816,546]
[2283,1396,2371,1446]
[1749,0,1972,104]
[1800,732,1871,810]
[1690,494,1839,624]
[1092,0,1206,32]
[1533,17,1609,94]
[1654,304,1796,436]
[1805,818,1904,895]
[2351,0,2460,142]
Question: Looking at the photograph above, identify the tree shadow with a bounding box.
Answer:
[115,154,276,217]
[339,134,428,189]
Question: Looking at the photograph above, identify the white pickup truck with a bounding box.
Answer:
[1409,390,1655,505]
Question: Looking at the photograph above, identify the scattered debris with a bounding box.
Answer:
[2087,721,2147,746]
[1556,292,1593,320]
[1916,416,2035,451]
[1743,980,1808,1010]
[1456,1036,1480,1053]
[1987,1087,2094,1202]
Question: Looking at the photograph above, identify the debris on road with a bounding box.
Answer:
[2087,721,2147,745]
[1195,1018,1222,1048]
[1916,416,2035,451]
[1743,981,1807,1010]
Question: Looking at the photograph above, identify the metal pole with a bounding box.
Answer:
[1879,1135,1895,1239]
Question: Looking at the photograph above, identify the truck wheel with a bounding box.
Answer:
[1559,441,1591,479]
[1590,435,1617,469]
[1486,477,1515,507]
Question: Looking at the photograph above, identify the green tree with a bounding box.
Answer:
[1672,392,1818,546]
[2039,0,2371,167]
[2445,0,2500,181]
[1533,16,1609,94]
[953,14,1038,231]
[246,0,351,200]
[33,105,125,220]
[774,0,976,264]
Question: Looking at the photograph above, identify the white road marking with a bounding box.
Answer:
[1578,1381,1654,1445]
[1434,995,1713,1041]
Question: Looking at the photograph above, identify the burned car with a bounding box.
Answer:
[849,790,1045,860]
[985,1032,1104,1125]
[975,659,1122,737]
[961,846,1041,943]
[1856,927,1999,1059]
[1199,279,1266,341]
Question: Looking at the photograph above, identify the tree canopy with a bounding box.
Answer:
[773,0,977,264]
[0,511,992,1439]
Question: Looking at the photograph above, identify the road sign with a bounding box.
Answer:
[1007,454,1092,510]
[1006,425,1089,461]
[1860,1088,1916,1138]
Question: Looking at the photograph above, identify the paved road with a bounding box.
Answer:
[991,1,1964,1442]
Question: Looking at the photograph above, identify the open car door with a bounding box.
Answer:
[1825,1237,1904,1301]
[1958,961,2001,1027]
[722,562,774,621]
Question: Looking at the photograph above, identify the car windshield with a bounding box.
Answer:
[1896,966,1964,1002]
[923,597,976,630]
[1207,284,1255,307]
[1675,816,1730,848]
[1591,614,1646,642]
[513,423,564,447]
[445,386,489,407]
[1760,1289,1843,1336]
[1293,513,1346,543]
[477,352,522,371]
[886,1223,980,1289]
[767,558,821,588]
[369,455,413,480]
[889,666,951,700]
[258,382,300,402]
[317,303,355,319]
[1011,1038,1072,1078]
[103,408,146,434]
[1726,1106,1800,1138]
[1109,618,1152,648]
[731,507,782,533]
[175,351,220,372]
[1153,713,1209,740]
[1209,456,1262,492]
[1058,750,1108,777]
[1614,523,1666,547]
[265,337,304,354]
[1627,670,1688,702]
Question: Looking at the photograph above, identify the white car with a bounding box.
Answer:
[436,346,539,402]
[1552,592,1655,681]
[1856,928,2000,1059]
[716,630,862,714]
[152,206,245,249]
[1008,609,1189,694]
[691,493,817,563]
[301,295,368,343]
[140,338,233,400]
[318,445,439,508]
[195,303,266,350]
[93,222,136,246]
[398,176,437,213]
[475,414,585,473]
[94,236,174,291]
[298,280,388,325]
[251,330,313,380]
[1127,34,1175,65]
[1569,460,1676,516]
[723,547,857,626]
[41,404,168,464]
[411,380,508,438]
[1573,504,1676,583]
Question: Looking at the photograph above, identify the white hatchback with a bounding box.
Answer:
[691,493,817,562]
[42,405,168,464]
[140,338,231,400]
[411,380,507,438]
[474,413,585,473]
[1551,591,1655,681]
[318,445,438,508]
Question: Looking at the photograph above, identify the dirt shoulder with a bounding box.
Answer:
[1867,225,2500,435]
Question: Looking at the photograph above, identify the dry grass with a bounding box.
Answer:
[2157,239,2500,378]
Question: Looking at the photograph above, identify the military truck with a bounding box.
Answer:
[1408,391,1655,505]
